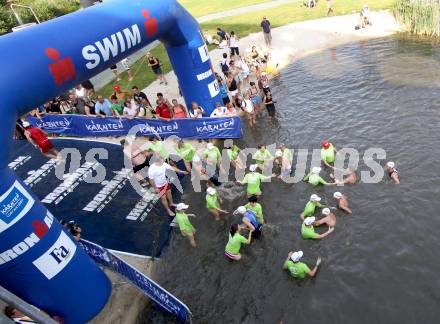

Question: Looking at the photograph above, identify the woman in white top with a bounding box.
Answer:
[241,93,255,127]
[123,99,139,119]
[189,102,205,119]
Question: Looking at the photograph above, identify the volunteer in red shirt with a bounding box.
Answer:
[22,121,60,159]
[155,94,173,120]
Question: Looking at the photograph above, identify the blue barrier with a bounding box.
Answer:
[0,0,220,321]
[79,239,191,323]
[27,115,242,139]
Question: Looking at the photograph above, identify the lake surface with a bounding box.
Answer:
[141,35,440,323]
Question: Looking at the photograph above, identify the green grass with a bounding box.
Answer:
[178,0,272,17]
[201,0,396,37]
[97,0,396,97]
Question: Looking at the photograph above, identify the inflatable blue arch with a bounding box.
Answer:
[0,0,221,322]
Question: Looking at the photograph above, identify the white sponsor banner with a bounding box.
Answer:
[198,44,210,63]
[33,231,76,280]
[0,181,35,233]
[208,80,220,98]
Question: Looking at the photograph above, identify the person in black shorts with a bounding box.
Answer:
[263,90,276,120]
[147,52,168,85]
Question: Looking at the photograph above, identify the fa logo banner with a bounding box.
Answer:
[141,9,159,37]
[46,48,76,86]
[33,231,76,280]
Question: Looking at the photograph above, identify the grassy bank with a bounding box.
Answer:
[178,0,272,17]
[97,0,395,97]
[394,0,440,36]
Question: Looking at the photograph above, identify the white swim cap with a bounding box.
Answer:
[207,143,214,150]
[249,164,258,172]
[275,150,282,158]
[387,161,395,169]
[311,167,321,174]
[192,155,201,163]
[290,251,303,262]
[235,206,247,215]
[322,208,331,215]
[304,217,315,226]
[310,194,321,202]
[333,192,342,199]
[176,203,189,211]
[207,187,216,195]
[22,121,31,128]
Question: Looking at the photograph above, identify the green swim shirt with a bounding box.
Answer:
[175,212,194,236]
[304,173,328,186]
[204,147,221,164]
[225,232,248,254]
[321,143,335,163]
[149,141,169,160]
[243,172,268,195]
[282,148,293,163]
[303,201,321,217]
[301,223,319,239]
[227,146,240,161]
[253,149,272,165]
[176,143,195,162]
[244,202,264,224]
[284,260,311,279]
[206,193,218,209]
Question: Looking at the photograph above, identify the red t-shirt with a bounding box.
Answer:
[156,103,172,119]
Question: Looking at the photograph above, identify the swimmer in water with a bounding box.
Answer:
[283,251,321,279]
[333,191,352,214]
[239,164,276,197]
[386,161,400,184]
[244,195,265,224]
[234,206,263,239]
[303,167,336,186]
[206,187,228,221]
[301,217,334,240]
[300,194,326,220]
[330,168,357,185]
[275,144,293,179]
[314,208,336,228]
[321,139,337,168]
[225,223,253,261]
[175,203,197,247]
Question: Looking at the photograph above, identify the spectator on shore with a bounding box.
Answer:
[189,102,205,119]
[327,0,334,16]
[81,79,95,98]
[260,17,272,48]
[220,53,230,77]
[67,221,82,241]
[237,55,251,86]
[156,98,173,120]
[171,99,188,118]
[258,72,271,95]
[210,102,227,117]
[95,95,113,117]
[74,84,86,99]
[132,86,151,106]
[110,64,121,81]
[203,30,220,46]
[112,84,130,101]
[147,52,168,85]
[69,93,92,115]
[228,31,239,57]
[120,58,133,81]
[226,72,239,102]
[247,81,262,115]
[110,95,124,116]
[216,27,228,41]
[216,74,230,105]
[59,99,73,114]
[123,99,139,118]
[4,306,37,323]
[242,93,255,127]
[45,101,61,114]
[225,103,238,116]
[263,90,276,120]
[139,97,156,118]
